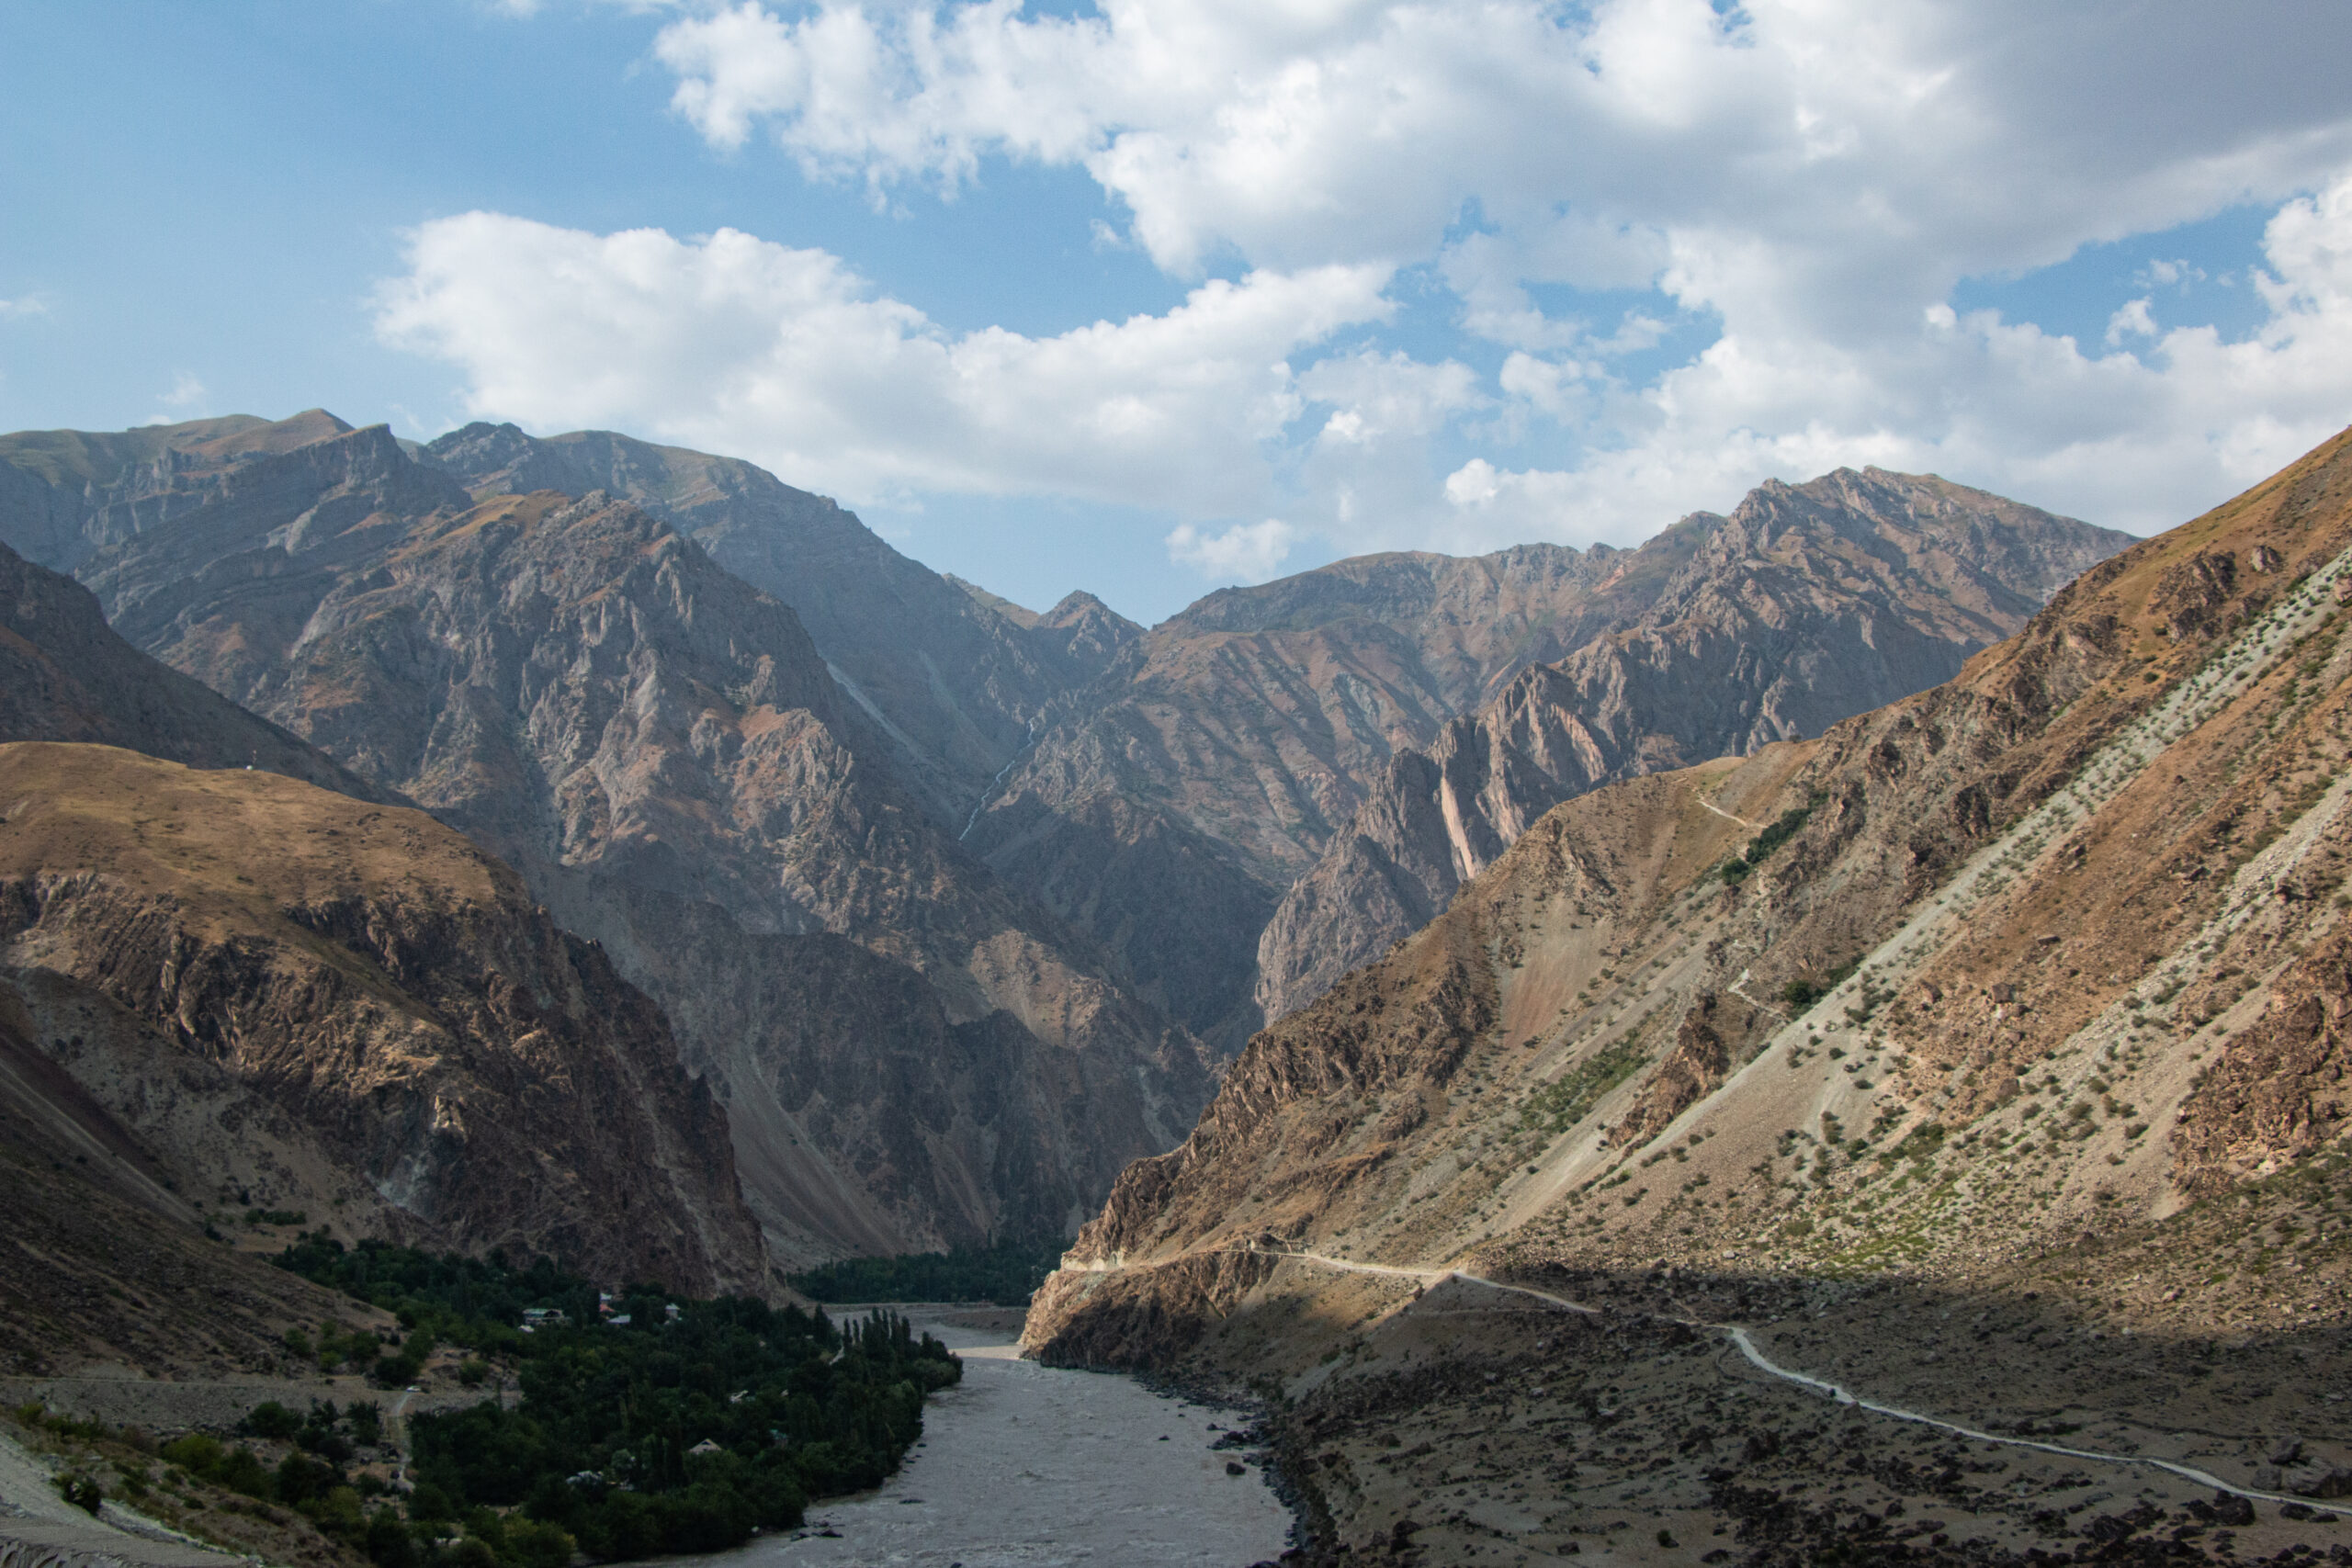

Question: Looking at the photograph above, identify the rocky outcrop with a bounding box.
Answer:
[1606,994,1728,1149]
[0,742,764,1295]
[27,425,1211,1260]
[1254,468,2137,1024]
[2170,916,2352,1191]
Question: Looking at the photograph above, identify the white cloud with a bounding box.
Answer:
[375,211,1391,520]
[1166,518,1296,581]
[1297,350,1482,444]
[2105,297,2157,346]
[0,296,49,320]
[418,0,2352,570]
[1442,174,2352,547]
[649,0,2352,290]
[2139,258,2207,290]
[141,372,208,425]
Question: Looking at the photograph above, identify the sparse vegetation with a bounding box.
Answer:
[1714,803,1815,885]
[786,1235,1072,1306]
[1519,1035,1649,1134]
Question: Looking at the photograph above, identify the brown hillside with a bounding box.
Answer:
[0,742,764,1296]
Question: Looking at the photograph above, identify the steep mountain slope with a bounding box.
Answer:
[28,421,1209,1261]
[1254,467,2132,1023]
[1025,429,2352,1562]
[412,422,1136,819]
[0,538,388,799]
[0,742,763,1295]
[980,474,2129,1043]
[0,976,365,1377]
[0,410,358,576]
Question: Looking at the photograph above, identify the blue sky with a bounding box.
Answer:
[6,2,2352,626]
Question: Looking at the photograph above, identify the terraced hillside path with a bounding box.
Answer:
[1250,1247,2352,1517]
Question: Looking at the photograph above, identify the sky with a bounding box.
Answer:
[5,3,2352,626]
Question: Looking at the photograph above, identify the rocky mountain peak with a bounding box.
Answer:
[1249,472,2133,1027]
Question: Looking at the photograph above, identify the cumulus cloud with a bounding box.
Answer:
[2106,297,2158,346]
[1166,518,1296,581]
[1443,175,2352,547]
[375,212,1391,515]
[411,0,2352,576]
[141,372,208,425]
[649,0,2352,288]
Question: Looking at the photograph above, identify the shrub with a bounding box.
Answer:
[502,1517,578,1568]
[243,1401,302,1441]
[277,1453,338,1505]
[364,1509,419,1568]
[160,1435,225,1477]
[214,1448,275,1500]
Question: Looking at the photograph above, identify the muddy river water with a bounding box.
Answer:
[699,1308,1295,1568]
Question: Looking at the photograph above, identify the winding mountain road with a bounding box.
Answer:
[1253,1247,2352,1517]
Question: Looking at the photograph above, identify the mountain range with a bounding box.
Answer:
[20,396,2352,1562]
[0,405,2127,1317]
[1024,426,2352,1562]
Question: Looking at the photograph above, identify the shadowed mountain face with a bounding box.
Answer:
[0,407,2126,1280]
[1022,425,2352,1561]
[365,423,2129,1055]
[0,409,357,575]
[0,538,389,800]
[0,518,762,1297]
[0,742,766,1298]
[0,415,1209,1263]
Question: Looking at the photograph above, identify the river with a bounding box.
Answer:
[704,1307,1296,1567]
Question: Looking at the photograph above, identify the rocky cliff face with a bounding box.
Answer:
[1253,467,2134,1024]
[413,422,1136,820]
[1026,423,2352,1385]
[0,742,764,1295]
[0,410,356,574]
[376,421,2131,1066]
[15,421,1210,1261]
[0,538,389,800]
[962,543,1668,1043]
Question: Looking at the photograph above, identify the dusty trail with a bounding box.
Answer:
[1690,792,1763,830]
[1259,1249,2352,1517]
